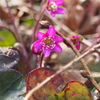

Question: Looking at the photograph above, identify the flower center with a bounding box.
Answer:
[41,36,56,49]
[48,2,58,12]
[45,39,52,44]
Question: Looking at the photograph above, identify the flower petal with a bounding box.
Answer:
[55,0,64,6]
[37,32,44,39]
[31,40,42,55]
[48,0,53,4]
[55,7,65,14]
[45,8,56,17]
[75,41,80,50]
[73,35,79,38]
[31,45,42,55]
[33,40,42,49]
[45,8,50,13]
[54,35,63,43]
[43,48,51,57]
[47,26,56,36]
[52,44,62,53]
[51,12,56,17]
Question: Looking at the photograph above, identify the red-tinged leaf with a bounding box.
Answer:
[26,67,64,100]
[64,81,93,100]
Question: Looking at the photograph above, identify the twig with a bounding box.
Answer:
[83,35,100,53]
[24,43,100,100]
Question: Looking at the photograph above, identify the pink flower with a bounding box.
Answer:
[31,43,42,55]
[45,0,65,17]
[31,26,63,57]
[68,35,81,50]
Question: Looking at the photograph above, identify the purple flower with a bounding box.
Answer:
[68,35,81,50]
[31,26,63,57]
[45,0,65,17]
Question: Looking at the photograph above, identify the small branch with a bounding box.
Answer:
[83,35,100,53]
[69,42,100,92]
[24,43,100,100]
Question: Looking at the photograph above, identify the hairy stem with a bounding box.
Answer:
[38,54,44,68]
[5,0,31,71]
[5,0,28,58]
[31,0,45,44]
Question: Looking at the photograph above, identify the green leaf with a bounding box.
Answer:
[58,81,93,100]
[0,29,16,46]
[26,68,64,100]
[0,69,26,100]
[56,91,67,100]
[22,18,35,26]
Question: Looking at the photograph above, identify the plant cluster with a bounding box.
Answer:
[0,0,100,100]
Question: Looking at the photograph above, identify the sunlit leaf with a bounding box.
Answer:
[22,18,35,26]
[0,69,26,100]
[26,67,64,100]
[0,29,16,46]
[57,81,93,100]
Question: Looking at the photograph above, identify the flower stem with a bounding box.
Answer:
[31,0,45,44]
[39,53,44,68]
[5,0,28,58]
[5,0,31,71]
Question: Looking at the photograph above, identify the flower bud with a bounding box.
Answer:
[31,43,42,55]
[39,20,51,28]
